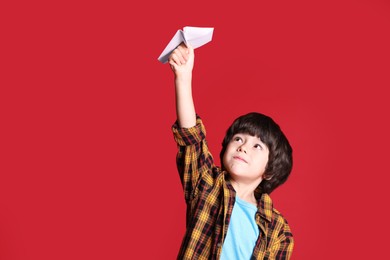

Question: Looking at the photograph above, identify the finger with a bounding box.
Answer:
[178,42,187,51]
[174,47,187,64]
[177,44,189,61]
[169,60,178,71]
[171,52,183,66]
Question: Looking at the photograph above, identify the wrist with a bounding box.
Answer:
[175,73,192,84]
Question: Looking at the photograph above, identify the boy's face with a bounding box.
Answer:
[223,133,269,184]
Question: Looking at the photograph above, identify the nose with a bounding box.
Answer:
[237,145,247,153]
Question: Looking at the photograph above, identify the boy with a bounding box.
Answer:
[169,44,294,259]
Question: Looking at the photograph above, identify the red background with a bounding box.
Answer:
[1,0,390,259]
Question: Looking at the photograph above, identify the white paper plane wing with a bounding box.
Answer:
[158,26,214,64]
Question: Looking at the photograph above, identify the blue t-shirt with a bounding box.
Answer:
[220,195,260,260]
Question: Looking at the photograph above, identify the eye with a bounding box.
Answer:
[254,144,263,150]
[233,136,243,143]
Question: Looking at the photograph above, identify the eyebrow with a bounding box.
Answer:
[235,134,264,143]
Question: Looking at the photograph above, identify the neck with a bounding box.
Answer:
[230,179,260,206]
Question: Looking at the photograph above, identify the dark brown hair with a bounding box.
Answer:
[220,112,293,194]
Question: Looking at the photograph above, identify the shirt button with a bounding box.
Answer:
[217,243,222,248]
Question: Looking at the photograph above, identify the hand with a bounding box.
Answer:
[168,43,194,80]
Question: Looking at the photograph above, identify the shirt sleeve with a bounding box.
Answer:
[172,116,215,203]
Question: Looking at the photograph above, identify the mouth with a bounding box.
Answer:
[233,156,247,163]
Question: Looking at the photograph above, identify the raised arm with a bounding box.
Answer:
[168,43,196,128]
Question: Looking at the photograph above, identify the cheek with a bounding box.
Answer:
[222,145,234,165]
[222,150,229,164]
[256,153,269,168]
[225,144,234,155]
[262,155,270,171]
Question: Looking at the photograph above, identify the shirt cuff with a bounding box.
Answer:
[172,116,206,146]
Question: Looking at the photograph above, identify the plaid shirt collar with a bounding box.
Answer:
[256,192,274,222]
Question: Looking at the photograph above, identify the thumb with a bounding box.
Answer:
[187,44,194,54]
[186,44,195,60]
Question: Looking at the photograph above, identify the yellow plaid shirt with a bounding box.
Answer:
[172,117,294,260]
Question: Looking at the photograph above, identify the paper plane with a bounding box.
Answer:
[158,26,214,63]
